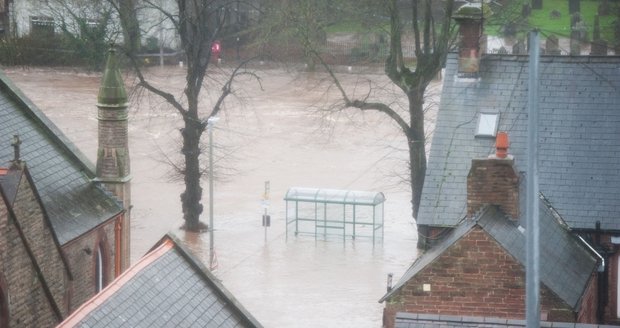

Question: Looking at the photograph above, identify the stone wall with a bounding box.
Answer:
[11,170,71,315]
[62,221,117,311]
[0,175,61,327]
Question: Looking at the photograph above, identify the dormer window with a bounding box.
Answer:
[476,112,499,137]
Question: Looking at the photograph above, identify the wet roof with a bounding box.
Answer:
[382,203,598,310]
[58,234,263,328]
[419,54,620,231]
[0,70,122,244]
[284,187,385,206]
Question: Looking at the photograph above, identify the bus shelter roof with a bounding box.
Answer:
[284,187,385,206]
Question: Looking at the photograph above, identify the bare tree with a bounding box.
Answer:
[116,0,260,231]
[305,0,456,244]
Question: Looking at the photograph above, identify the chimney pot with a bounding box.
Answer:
[496,132,509,158]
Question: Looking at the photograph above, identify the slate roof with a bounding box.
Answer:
[381,204,598,311]
[394,312,619,328]
[0,70,122,244]
[58,234,263,328]
[419,54,620,231]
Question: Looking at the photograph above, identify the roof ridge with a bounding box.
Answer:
[0,69,96,177]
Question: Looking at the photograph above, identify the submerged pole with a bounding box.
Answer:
[208,116,219,270]
[526,30,541,328]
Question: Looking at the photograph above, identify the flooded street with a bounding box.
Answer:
[5,65,435,327]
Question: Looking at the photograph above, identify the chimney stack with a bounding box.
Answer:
[453,3,483,75]
[467,132,520,219]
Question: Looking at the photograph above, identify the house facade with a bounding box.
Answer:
[382,150,601,327]
[3,0,258,57]
[0,49,130,326]
[407,3,620,326]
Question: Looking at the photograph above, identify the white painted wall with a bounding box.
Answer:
[10,0,181,50]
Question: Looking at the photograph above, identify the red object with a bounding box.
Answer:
[496,132,509,158]
[211,41,221,58]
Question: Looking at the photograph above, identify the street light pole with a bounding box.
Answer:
[207,116,219,270]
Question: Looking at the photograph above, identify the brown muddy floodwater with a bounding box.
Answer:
[5,64,439,327]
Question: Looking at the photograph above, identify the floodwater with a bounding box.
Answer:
[6,64,439,327]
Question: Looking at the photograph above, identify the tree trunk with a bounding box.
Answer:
[407,89,427,221]
[118,0,141,55]
[180,116,205,230]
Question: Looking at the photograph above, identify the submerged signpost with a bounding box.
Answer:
[262,181,271,243]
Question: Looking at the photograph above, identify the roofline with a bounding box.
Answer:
[571,227,620,235]
[419,224,620,236]
[379,216,480,303]
[59,208,124,247]
[158,233,265,328]
[0,69,97,177]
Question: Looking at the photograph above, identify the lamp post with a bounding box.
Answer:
[207,116,219,269]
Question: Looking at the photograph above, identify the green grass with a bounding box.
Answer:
[522,0,619,42]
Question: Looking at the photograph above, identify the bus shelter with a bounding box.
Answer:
[284,187,385,244]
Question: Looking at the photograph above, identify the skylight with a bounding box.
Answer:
[476,112,499,137]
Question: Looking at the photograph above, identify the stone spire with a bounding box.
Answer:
[96,48,130,181]
[96,47,131,273]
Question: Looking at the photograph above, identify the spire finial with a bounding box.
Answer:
[98,45,128,106]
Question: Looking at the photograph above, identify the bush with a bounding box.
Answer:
[0,36,79,67]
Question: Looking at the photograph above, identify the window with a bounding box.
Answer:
[476,112,499,137]
[95,244,107,293]
[30,16,54,38]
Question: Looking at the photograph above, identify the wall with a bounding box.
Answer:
[384,227,579,328]
[599,234,620,325]
[577,272,598,323]
[10,0,178,49]
[62,220,117,311]
[10,169,71,315]
[0,181,60,327]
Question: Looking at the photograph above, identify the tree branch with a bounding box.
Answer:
[203,57,263,129]
[123,50,188,117]
[348,100,410,136]
[302,34,411,137]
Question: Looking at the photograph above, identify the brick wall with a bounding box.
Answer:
[384,227,576,328]
[62,221,116,311]
[467,158,519,219]
[0,187,60,327]
[600,234,620,325]
[577,272,598,323]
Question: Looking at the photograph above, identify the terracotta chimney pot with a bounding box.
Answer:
[496,132,509,158]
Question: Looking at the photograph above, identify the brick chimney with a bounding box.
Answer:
[467,132,520,219]
[453,3,483,75]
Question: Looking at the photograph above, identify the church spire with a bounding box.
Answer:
[96,47,130,181]
[96,47,131,273]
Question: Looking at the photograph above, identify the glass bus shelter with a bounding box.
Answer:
[284,187,385,244]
